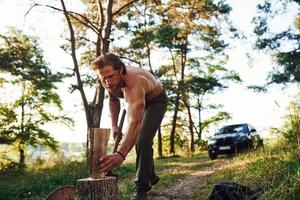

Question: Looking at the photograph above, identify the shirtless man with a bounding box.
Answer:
[91,53,167,200]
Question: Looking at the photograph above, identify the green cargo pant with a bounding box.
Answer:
[134,89,168,193]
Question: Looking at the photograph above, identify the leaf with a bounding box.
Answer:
[0,29,73,165]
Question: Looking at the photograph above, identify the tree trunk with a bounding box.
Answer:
[157,127,163,158]
[86,83,105,168]
[90,84,105,128]
[18,141,25,168]
[183,97,195,153]
[197,98,202,141]
[169,93,180,156]
[60,0,138,177]
[76,177,117,200]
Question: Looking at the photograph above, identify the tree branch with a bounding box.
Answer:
[25,3,101,37]
[96,0,104,55]
[0,34,11,46]
[120,56,142,68]
[78,36,97,45]
[113,0,139,16]
[97,0,105,29]
[59,0,92,127]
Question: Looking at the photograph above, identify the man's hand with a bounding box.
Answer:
[99,153,124,173]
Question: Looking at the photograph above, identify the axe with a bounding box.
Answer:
[107,109,126,177]
[113,109,126,153]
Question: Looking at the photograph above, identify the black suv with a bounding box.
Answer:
[207,123,263,160]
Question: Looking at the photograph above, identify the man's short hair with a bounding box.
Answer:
[91,53,127,74]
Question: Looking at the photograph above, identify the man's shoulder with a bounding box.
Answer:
[127,66,149,74]
[125,70,147,85]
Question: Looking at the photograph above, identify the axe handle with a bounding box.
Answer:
[113,109,126,153]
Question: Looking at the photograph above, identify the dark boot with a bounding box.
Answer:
[130,188,149,200]
[151,175,160,186]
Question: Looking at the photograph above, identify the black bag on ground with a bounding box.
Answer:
[208,181,262,200]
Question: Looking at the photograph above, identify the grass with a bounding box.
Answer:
[117,151,217,200]
[0,151,215,200]
[193,140,300,200]
[0,160,88,200]
[1,140,299,199]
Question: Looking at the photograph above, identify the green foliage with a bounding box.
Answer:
[187,76,223,95]
[271,94,300,147]
[151,0,239,150]
[154,132,191,157]
[156,25,180,49]
[4,141,300,199]
[273,51,300,83]
[195,140,300,199]
[130,30,156,49]
[112,1,164,77]
[253,0,300,84]
[241,143,300,199]
[0,105,16,144]
[0,147,21,173]
[121,153,217,199]
[247,85,268,93]
[194,139,208,150]
[0,160,87,200]
[200,111,231,131]
[0,29,73,167]
[0,151,214,200]
[184,58,239,138]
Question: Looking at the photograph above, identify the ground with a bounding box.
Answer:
[149,159,227,200]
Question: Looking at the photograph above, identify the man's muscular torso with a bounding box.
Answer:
[107,67,163,102]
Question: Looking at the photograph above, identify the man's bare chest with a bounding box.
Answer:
[108,88,124,98]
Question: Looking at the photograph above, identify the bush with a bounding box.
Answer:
[0,160,88,200]
[272,94,300,148]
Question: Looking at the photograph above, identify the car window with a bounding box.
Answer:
[218,124,249,134]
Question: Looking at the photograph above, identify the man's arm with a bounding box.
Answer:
[117,85,145,157]
[99,83,145,173]
[108,92,120,139]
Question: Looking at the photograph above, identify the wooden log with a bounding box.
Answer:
[46,186,75,200]
[75,177,117,200]
[89,128,110,179]
[78,128,118,199]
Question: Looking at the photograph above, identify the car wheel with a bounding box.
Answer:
[209,150,218,160]
[248,141,254,150]
[258,139,264,147]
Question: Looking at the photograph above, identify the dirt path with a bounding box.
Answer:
[149,160,226,200]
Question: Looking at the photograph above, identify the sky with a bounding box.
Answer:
[0,0,299,143]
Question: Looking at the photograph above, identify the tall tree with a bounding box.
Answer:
[253,0,300,84]
[155,25,184,155]
[186,59,240,142]
[113,0,161,72]
[113,0,165,157]
[28,0,139,167]
[154,0,234,154]
[59,0,139,171]
[0,29,72,167]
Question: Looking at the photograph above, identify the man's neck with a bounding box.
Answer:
[118,75,126,88]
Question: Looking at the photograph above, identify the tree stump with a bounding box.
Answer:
[46,186,75,200]
[75,177,117,200]
[75,128,118,200]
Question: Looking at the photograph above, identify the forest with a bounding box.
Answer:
[0,0,299,199]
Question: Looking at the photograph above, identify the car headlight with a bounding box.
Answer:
[208,139,216,146]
